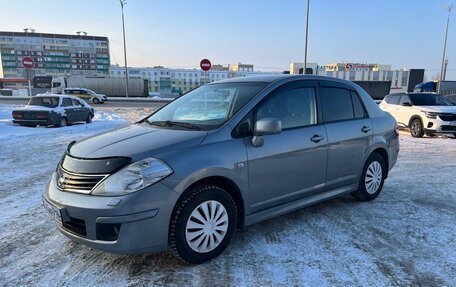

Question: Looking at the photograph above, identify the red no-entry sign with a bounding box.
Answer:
[22,57,35,69]
[200,59,211,71]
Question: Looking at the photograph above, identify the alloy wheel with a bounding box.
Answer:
[365,161,382,194]
[185,200,229,253]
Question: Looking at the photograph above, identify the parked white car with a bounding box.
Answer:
[379,92,456,137]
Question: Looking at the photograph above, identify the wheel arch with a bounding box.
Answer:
[369,147,389,179]
[408,114,424,127]
[175,176,245,229]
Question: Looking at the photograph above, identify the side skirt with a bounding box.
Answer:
[244,183,358,226]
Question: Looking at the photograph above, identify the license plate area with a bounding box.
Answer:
[43,199,62,225]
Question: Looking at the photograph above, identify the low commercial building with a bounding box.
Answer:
[289,62,424,93]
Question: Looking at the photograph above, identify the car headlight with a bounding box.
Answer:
[423,111,438,119]
[92,157,172,196]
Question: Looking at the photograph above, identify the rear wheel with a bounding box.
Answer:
[352,153,386,201]
[169,185,237,264]
[93,98,100,104]
[410,118,424,138]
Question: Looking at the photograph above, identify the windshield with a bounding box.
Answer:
[409,93,454,106]
[146,82,267,130]
[28,97,59,108]
[85,89,96,95]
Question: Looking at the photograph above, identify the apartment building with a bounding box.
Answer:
[0,31,110,79]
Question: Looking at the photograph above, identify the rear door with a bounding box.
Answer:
[71,98,86,121]
[61,97,76,123]
[245,80,328,213]
[318,81,373,191]
[397,94,413,125]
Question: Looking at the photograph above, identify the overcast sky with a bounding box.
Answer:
[1,0,455,79]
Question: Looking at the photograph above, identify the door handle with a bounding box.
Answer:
[310,135,324,143]
[361,126,371,133]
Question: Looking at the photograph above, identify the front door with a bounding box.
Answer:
[246,81,328,214]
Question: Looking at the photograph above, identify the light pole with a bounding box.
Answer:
[438,1,456,93]
[303,0,310,74]
[119,0,129,97]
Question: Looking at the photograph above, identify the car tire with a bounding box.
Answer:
[352,153,386,201]
[86,113,93,123]
[57,117,67,128]
[93,98,100,104]
[410,118,424,138]
[169,185,237,264]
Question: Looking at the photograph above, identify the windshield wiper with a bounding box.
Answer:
[148,120,202,130]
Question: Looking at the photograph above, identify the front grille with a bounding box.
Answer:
[439,114,456,121]
[56,166,107,194]
[441,125,456,131]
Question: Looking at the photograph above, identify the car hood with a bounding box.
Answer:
[417,106,456,113]
[69,123,208,160]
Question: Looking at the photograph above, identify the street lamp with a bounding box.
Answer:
[303,0,310,74]
[438,1,456,93]
[119,0,129,97]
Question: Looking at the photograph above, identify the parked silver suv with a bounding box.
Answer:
[43,75,399,264]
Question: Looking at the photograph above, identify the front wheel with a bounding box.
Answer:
[352,153,386,201]
[169,185,237,264]
[57,117,67,128]
[93,98,100,104]
[86,113,93,123]
[410,118,424,138]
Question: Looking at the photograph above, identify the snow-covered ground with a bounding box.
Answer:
[0,104,455,286]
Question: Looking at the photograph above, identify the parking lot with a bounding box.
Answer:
[0,105,455,286]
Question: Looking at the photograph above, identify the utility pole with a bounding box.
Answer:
[443,59,449,80]
[119,0,129,97]
[303,0,310,75]
[438,1,456,93]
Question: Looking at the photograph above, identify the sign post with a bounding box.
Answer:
[200,58,211,85]
[22,57,35,97]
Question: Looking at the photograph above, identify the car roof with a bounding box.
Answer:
[34,93,85,101]
[209,74,361,85]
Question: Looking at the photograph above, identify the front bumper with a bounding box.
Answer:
[424,118,456,133]
[43,172,180,254]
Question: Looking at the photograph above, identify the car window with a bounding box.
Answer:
[388,95,401,105]
[320,87,354,122]
[447,95,456,104]
[399,95,411,105]
[79,90,87,95]
[28,97,59,108]
[351,91,367,118]
[61,98,73,107]
[256,87,317,130]
[71,99,81,106]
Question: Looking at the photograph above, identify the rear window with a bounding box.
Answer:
[387,95,401,105]
[28,97,59,108]
[320,87,354,122]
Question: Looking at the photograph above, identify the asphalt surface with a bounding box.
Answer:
[0,97,168,109]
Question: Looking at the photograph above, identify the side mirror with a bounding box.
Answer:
[401,102,412,107]
[251,118,282,147]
